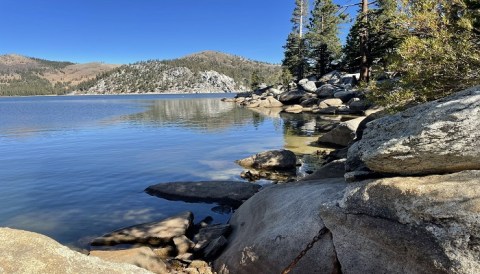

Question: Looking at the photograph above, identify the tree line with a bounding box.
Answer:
[282,0,480,107]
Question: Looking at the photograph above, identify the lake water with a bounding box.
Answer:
[0,94,334,249]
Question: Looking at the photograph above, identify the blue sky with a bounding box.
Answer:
[0,0,355,64]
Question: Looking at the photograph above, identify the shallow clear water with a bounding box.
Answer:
[0,94,333,248]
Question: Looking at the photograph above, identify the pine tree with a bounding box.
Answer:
[291,0,309,38]
[283,0,310,80]
[306,0,343,77]
[342,0,401,75]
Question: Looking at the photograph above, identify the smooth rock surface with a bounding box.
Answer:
[299,80,317,92]
[214,179,346,274]
[258,96,283,108]
[146,181,261,208]
[236,149,297,171]
[90,247,167,273]
[91,212,193,246]
[318,116,366,147]
[348,86,480,175]
[322,170,480,274]
[319,98,343,108]
[284,104,303,113]
[0,227,152,274]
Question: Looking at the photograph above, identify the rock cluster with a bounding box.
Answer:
[214,86,480,274]
[223,71,373,116]
[88,211,233,273]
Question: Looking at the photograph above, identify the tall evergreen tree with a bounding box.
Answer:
[342,0,401,75]
[283,0,310,79]
[306,0,343,76]
[292,0,309,38]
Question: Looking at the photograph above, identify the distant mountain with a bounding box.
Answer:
[0,51,281,96]
[0,54,119,96]
[76,51,281,94]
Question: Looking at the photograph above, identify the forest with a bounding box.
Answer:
[282,0,480,108]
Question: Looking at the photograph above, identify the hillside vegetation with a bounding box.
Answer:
[0,54,119,96]
[0,51,280,96]
[77,51,281,94]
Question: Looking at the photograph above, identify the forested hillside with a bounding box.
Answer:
[0,54,118,96]
[77,51,281,94]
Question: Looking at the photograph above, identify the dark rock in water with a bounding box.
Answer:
[236,149,297,171]
[91,212,193,246]
[194,224,232,253]
[278,90,305,104]
[145,181,261,208]
[202,236,228,261]
[300,160,346,181]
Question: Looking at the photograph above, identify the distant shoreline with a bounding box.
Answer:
[0,91,238,98]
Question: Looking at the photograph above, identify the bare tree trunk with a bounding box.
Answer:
[299,0,304,38]
[359,0,369,82]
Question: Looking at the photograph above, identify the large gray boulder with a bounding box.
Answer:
[298,79,317,92]
[91,212,193,246]
[236,149,297,171]
[316,84,337,98]
[214,179,346,274]
[145,181,261,208]
[318,117,366,147]
[348,86,480,175]
[321,170,480,274]
[0,228,152,274]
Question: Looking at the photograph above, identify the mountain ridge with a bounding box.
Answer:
[0,51,281,96]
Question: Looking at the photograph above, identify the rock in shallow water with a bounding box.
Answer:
[236,149,297,171]
[145,181,261,208]
[91,211,193,246]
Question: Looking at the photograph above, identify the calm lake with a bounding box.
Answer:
[0,93,332,249]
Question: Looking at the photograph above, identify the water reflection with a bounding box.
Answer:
[122,99,263,132]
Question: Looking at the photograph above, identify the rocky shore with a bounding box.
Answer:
[0,82,478,273]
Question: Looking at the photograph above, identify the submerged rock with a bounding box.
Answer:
[0,228,152,274]
[145,181,261,208]
[91,211,193,246]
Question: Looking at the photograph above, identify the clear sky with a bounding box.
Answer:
[0,0,355,64]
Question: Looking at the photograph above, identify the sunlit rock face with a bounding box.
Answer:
[0,228,152,274]
[348,86,480,176]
